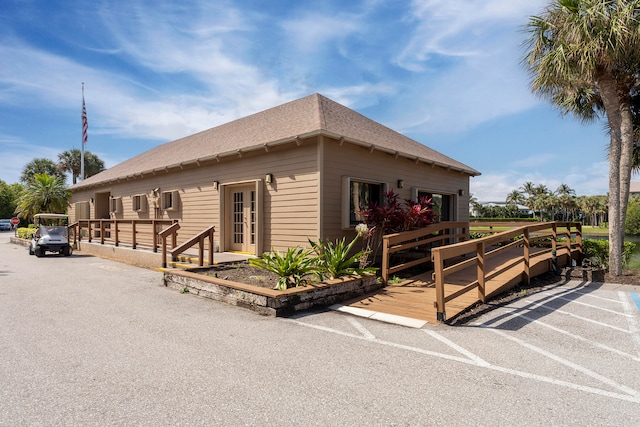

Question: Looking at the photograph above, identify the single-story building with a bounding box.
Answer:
[69,93,480,256]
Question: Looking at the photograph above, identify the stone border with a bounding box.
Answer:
[163,268,382,316]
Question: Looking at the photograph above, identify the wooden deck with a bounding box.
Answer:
[340,245,575,325]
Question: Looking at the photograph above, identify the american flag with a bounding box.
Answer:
[82,93,88,145]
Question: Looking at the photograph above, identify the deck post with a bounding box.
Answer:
[433,249,446,322]
[161,235,168,269]
[477,241,485,303]
[576,222,583,265]
[132,221,137,249]
[199,235,205,266]
[208,227,215,266]
[523,228,531,285]
[114,220,119,247]
[100,220,105,245]
[87,221,92,243]
[381,235,390,285]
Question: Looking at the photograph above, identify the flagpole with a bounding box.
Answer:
[81,82,86,181]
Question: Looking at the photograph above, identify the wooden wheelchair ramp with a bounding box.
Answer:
[333,222,582,327]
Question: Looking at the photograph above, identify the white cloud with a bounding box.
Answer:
[386,0,548,134]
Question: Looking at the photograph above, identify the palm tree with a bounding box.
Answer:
[14,173,70,220]
[556,183,576,221]
[20,158,65,183]
[505,190,524,207]
[524,0,640,276]
[57,149,106,184]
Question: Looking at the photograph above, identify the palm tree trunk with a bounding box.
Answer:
[619,99,634,245]
[599,76,623,276]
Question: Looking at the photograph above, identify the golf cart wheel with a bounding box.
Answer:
[34,247,44,258]
[63,246,72,257]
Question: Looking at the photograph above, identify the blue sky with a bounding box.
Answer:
[1,0,634,202]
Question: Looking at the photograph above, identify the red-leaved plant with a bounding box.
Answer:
[357,190,434,267]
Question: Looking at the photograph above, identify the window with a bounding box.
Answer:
[74,201,90,221]
[342,177,386,228]
[417,190,452,222]
[132,194,147,212]
[161,190,179,211]
[109,197,122,214]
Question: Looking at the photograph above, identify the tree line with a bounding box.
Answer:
[0,149,105,220]
[470,182,609,224]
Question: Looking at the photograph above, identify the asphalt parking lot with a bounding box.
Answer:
[1,235,639,425]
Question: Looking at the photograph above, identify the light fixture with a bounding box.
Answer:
[89,197,94,204]
[213,181,219,190]
[458,189,464,196]
[265,173,273,184]
[397,179,404,189]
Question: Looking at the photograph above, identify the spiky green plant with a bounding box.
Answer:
[309,236,377,280]
[249,247,317,290]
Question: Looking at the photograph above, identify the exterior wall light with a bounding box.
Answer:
[397,179,404,189]
[265,173,273,184]
[213,181,219,190]
[458,189,464,196]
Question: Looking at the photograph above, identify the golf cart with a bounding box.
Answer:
[29,214,73,257]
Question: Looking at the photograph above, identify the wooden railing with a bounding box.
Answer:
[69,219,178,252]
[161,225,215,269]
[470,221,538,234]
[381,222,469,284]
[431,222,582,322]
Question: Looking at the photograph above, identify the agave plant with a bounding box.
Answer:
[309,236,377,280]
[248,247,317,290]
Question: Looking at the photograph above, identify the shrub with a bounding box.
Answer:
[582,239,636,269]
[248,247,317,290]
[309,236,377,280]
[625,197,640,235]
[16,225,36,239]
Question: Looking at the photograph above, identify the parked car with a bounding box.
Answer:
[28,214,72,257]
[0,219,11,231]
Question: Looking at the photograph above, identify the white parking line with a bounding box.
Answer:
[473,312,640,362]
[483,293,632,333]
[485,327,640,399]
[284,317,640,403]
[540,291,633,317]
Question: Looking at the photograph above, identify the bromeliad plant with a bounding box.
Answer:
[250,232,377,290]
[248,247,317,290]
[309,236,377,280]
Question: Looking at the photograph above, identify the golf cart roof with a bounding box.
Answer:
[34,214,69,225]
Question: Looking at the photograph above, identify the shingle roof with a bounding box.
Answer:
[73,93,480,189]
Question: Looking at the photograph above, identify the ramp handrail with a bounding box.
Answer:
[381,221,468,284]
[165,225,215,268]
[431,221,582,322]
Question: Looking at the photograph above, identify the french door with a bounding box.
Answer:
[227,185,256,253]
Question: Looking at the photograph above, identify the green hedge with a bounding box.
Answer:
[16,225,36,239]
[582,239,636,269]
